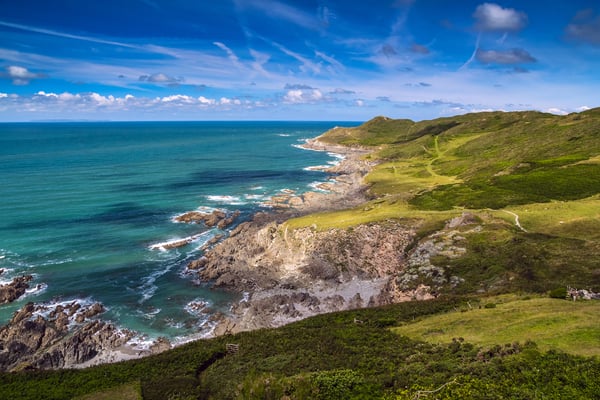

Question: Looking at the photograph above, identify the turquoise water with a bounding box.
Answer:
[0,121,357,342]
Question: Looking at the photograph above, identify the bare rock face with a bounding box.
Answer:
[174,210,240,228]
[0,301,134,371]
[0,275,33,304]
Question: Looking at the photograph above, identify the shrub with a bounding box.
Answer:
[548,287,567,299]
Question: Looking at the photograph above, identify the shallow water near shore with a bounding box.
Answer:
[0,121,358,341]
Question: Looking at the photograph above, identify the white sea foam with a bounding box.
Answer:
[137,307,161,320]
[303,165,330,171]
[184,298,212,316]
[205,195,247,205]
[277,133,291,137]
[309,181,333,192]
[149,230,220,253]
[137,263,175,304]
[24,282,48,297]
[244,194,267,200]
[30,297,97,327]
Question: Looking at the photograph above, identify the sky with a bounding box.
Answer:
[0,0,599,122]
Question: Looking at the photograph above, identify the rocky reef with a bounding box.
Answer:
[0,274,34,304]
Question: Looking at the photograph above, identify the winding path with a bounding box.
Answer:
[502,210,527,232]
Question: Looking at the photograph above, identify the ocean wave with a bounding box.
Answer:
[30,297,99,327]
[137,307,161,320]
[205,195,247,205]
[244,193,267,200]
[137,265,173,304]
[308,181,333,192]
[23,282,48,297]
[148,230,215,252]
[303,165,330,171]
[184,298,212,316]
[277,133,291,137]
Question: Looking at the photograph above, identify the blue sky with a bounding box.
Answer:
[1,0,599,121]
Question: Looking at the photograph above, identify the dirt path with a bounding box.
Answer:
[503,210,527,232]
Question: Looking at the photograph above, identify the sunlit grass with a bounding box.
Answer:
[498,195,600,240]
[392,295,600,357]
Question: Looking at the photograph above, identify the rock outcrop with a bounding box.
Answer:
[174,210,240,229]
[0,301,135,371]
[0,275,33,304]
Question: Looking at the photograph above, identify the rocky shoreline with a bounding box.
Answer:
[186,138,453,336]
[0,136,474,371]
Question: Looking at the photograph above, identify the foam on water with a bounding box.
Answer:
[0,121,359,341]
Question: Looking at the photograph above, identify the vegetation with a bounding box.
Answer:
[393,295,600,356]
[1,297,599,399]
[3,109,600,398]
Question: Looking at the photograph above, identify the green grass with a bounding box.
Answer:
[392,295,600,357]
[3,109,600,399]
[74,382,141,400]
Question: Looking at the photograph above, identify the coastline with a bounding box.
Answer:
[0,132,431,370]
[189,137,434,337]
[0,133,378,370]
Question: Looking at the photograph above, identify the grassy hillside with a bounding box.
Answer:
[1,297,598,399]
[3,109,600,399]
[393,295,600,357]
[289,109,600,294]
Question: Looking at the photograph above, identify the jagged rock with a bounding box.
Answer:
[187,257,208,270]
[174,210,239,229]
[0,275,33,304]
[149,337,171,354]
[0,301,134,371]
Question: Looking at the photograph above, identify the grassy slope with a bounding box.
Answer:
[2,297,599,399]
[288,109,600,294]
[393,295,600,357]
[3,110,600,399]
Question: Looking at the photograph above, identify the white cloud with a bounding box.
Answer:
[198,96,216,105]
[547,107,568,115]
[576,105,591,112]
[283,89,323,103]
[161,94,195,103]
[474,3,528,32]
[6,65,42,85]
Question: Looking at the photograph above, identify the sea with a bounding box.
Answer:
[0,121,358,344]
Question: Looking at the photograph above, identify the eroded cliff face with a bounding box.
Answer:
[190,211,480,334]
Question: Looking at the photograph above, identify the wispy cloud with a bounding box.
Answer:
[565,9,600,45]
[0,20,138,49]
[476,48,536,64]
[213,41,245,70]
[269,40,321,74]
[234,0,321,31]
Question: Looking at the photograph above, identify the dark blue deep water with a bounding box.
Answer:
[0,121,357,342]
